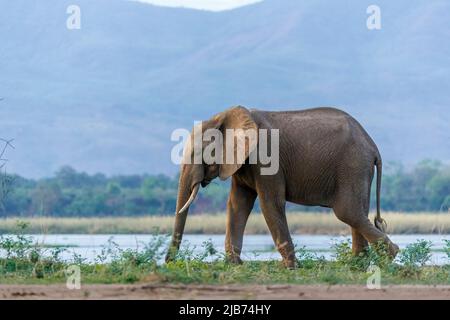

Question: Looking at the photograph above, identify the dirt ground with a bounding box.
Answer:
[1,284,450,299]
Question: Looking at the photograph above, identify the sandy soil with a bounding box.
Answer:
[1,284,450,300]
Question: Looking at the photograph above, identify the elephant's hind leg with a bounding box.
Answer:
[334,202,394,255]
[351,227,369,256]
[333,182,398,258]
[225,179,257,264]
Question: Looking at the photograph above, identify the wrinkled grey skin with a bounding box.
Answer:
[166,106,399,268]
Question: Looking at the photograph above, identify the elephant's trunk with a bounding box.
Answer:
[165,165,202,262]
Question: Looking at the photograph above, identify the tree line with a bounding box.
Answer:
[0,160,449,217]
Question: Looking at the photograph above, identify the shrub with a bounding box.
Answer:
[444,239,450,260]
[398,239,432,268]
[0,221,66,278]
[332,238,392,271]
[295,245,324,269]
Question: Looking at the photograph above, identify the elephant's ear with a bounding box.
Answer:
[215,106,258,180]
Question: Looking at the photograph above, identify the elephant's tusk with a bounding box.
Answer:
[177,183,200,215]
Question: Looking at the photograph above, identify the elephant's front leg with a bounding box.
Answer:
[225,179,257,264]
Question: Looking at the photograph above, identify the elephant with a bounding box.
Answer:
[166,106,399,268]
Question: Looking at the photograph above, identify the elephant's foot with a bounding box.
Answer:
[226,255,243,264]
[371,238,400,260]
[225,249,243,264]
[225,244,243,264]
[387,241,400,259]
[277,241,296,269]
[282,258,297,269]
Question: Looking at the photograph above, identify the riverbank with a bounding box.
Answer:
[1,228,449,293]
[2,284,450,300]
[1,212,449,235]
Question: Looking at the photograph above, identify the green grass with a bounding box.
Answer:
[1,222,449,286]
[1,212,450,234]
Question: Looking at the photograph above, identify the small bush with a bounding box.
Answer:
[295,245,324,269]
[443,239,450,261]
[332,238,353,265]
[196,239,219,261]
[0,221,67,278]
[332,238,370,271]
[398,240,432,268]
[332,238,392,271]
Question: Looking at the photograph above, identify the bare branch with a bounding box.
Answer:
[0,138,14,161]
[0,137,15,208]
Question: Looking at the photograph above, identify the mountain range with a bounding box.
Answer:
[1,0,449,178]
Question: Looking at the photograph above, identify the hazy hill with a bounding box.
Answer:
[1,0,449,177]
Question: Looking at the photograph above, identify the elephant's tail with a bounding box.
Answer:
[374,156,387,233]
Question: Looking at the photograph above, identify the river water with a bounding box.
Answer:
[12,234,449,265]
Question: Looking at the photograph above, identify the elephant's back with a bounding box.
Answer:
[251,107,355,146]
[250,107,378,154]
[250,107,356,127]
[250,106,350,119]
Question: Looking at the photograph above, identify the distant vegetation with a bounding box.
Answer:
[0,213,449,235]
[0,160,449,217]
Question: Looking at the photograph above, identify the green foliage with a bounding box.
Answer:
[0,226,449,285]
[0,222,168,283]
[1,161,449,216]
[332,239,392,272]
[332,238,353,265]
[0,221,67,278]
[2,167,183,216]
[331,237,436,279]
[398,240,432,268]
[196,239,219,261]
[295,245,325,269]
[380,160,450,211]
[444,240,450,260]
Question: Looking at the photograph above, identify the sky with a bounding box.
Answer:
[131,0,263,11]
